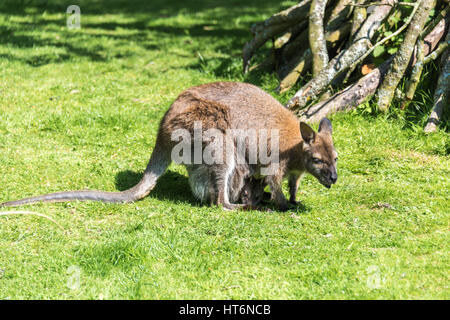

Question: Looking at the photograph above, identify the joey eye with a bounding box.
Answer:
[312,158,323,164]
[335,158,338,162]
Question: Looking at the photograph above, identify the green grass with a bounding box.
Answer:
[0,0,449,299]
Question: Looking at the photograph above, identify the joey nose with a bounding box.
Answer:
[330,173,337,184]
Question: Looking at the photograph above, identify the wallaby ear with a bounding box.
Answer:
[318,118,332,135]
[300,122,315,144]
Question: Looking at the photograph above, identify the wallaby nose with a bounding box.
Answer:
[330,172,337,184]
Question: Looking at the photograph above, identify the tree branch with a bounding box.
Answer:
[278,22,351,93]
[347,1,420,79]
[424,29,450,132]
[402,7,450,108]
[376,0,436,112]
[309,0,330,76]
[243,0,312,73]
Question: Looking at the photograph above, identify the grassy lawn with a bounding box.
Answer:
[0,0,449,299]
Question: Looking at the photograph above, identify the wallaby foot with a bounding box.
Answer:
[221,203,250,211]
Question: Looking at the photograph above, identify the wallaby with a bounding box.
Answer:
[1,82,337,211]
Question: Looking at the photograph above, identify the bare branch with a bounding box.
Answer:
[325,0,354,33]
[423,39,449,64]
[250,0,311,34]
[298,59,392,122]
[402,38,426,109]
[348,1,417,7]
[349,0,367,43]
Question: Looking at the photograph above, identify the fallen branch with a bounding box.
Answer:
[278,22,351,93]
[424,29,450,132]
[423,39,449,63]
[348,1,417,7]
[325,0,353,33]
[402,38,426,109]
[298,59,392,122]
[250,0,311,34]
[402,7,450,108]
[413,4,450,64]
[348,0,367,43]
[309,0,329,76]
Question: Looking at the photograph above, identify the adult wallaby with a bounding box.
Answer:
[1,82,337,211]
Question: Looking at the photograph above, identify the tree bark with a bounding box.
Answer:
[402,8,450,108]
[348,0,367,43]
[298,59,392,122]
[402,38,426,109]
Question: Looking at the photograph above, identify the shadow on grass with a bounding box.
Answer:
[115,169,311,214]
[115,169,201,207]
[0,0,278,15]
[0,0,280,69]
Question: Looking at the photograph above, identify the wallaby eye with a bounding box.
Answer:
[312,158,323,164]
[335,158,338,162]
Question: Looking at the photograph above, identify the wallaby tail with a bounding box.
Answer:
[1,144,171,207]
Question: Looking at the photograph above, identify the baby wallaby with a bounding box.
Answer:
[187,164,264,207]
[1,82,337,211]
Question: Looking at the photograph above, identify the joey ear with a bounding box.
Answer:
[300,122,315,144]
[318,118,332,135]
